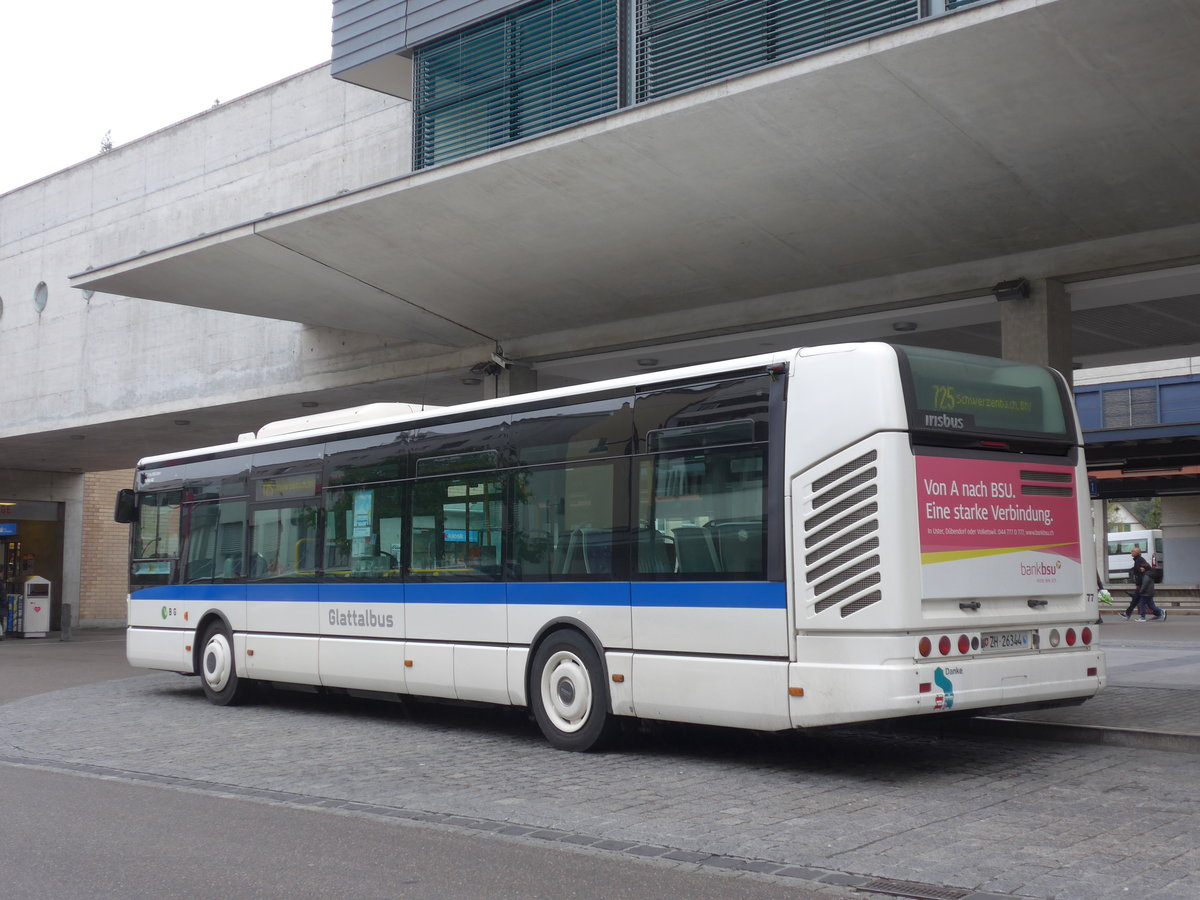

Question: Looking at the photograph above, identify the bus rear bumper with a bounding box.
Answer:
[788,649,1105,728]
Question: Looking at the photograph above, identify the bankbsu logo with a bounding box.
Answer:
[1021,560,1063,577]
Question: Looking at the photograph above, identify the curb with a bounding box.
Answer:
[951,716,1200,755]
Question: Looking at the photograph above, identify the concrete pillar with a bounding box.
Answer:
[999,278,1073,384]
[484,365,538,399]
[1160,495,1200,584]
[1091,499,1107,587]
[61,497,82,632]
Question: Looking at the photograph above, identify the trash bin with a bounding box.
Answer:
[19,576,51,638]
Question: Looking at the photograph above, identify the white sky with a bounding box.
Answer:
[0,1,335,195]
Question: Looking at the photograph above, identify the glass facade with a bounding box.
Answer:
[413,0,961,168]
[414,0,621,168]
[637,0,918,102]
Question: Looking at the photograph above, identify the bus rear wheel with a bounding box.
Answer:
[198,622,252,706]
[531,630,617,751]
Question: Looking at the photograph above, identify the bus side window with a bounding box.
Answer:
[511,463,621,581]
[637,445,767,579]
[130,491,183,585]
[182,500,246,584]
[410,472,502,580]
[249,502,320,579]
[324,486,405,580]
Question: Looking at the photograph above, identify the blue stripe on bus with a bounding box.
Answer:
[507,583,630,607]
[406,583,506,606]
[135,584,246,603]
[319,583,403,604]
[632,582,785,609]
[131,581,785,610]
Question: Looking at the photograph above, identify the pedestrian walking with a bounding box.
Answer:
[1117,545,1149,620]
[1133,557,1166,622]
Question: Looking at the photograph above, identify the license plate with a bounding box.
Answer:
[981,630,1031,651]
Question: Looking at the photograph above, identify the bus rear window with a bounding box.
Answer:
[895,345,1071,443]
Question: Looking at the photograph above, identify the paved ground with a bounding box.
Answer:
[0,629,137,703]
[2,619,1199,900]
[983,613,1200,753]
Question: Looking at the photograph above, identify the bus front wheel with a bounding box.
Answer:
[198,622,252,706]
[531,630,617,751]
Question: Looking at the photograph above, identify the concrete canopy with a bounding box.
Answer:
[73,0,1200,371]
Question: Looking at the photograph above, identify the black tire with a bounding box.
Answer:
[530,630,618,751]
[198,621,253,706]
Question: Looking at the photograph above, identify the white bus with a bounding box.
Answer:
[118,343,1104,750]
[1106,529,1163,583]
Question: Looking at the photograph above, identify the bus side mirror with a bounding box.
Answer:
[114,489,139,524]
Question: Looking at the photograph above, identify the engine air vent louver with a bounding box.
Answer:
[807,538,880,582]
[805,486,878,532]
[805,523,878,567]
[804,451,883,617]
[813,450,877,494]
[814,572,881,614]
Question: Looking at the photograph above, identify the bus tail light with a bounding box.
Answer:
[1065,628,1077,647]
[1082,627,1093,645]
[957,634,970,654]
[938,635,951,656]
[918,637,932,658]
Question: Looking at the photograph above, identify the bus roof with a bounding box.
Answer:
[136,346,803,468]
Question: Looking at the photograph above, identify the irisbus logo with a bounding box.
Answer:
[1021,560,1063,577]
[924,413,965,430]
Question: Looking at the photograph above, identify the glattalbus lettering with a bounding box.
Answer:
[328,608,395,629]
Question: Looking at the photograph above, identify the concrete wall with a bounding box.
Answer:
[0,65,422,626]
[0,64,421,445]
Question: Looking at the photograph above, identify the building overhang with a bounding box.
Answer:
[73,0,1200,360]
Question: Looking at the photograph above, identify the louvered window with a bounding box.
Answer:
[636,0,920,102]
[1102,387,1158,428]
[413,0,969,168]
[414,0,620,169]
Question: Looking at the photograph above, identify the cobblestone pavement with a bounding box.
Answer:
[3,673,1199,900]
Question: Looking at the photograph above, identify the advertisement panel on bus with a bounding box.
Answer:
[916,456,1081,598]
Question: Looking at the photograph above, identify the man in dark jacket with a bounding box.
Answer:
[1118,546,1151,620]
[1133,556,1166,622]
